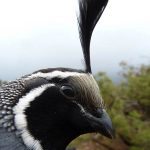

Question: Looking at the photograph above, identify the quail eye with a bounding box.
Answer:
[60,85,75,99]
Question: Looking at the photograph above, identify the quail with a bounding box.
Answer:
[0,0,113,150]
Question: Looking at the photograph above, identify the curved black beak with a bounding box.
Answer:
[98,109,115,138]
[88,109,115,139]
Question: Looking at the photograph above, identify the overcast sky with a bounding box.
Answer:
[0,0,150,81]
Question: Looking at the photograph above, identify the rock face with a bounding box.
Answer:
[76,135,129,150]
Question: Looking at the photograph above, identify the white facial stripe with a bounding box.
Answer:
[73,101,86,114]
[13,84,55,150]
[27,71,89,80]
[74,101,106,120]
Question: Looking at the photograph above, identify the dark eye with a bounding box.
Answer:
[60,85,75,99]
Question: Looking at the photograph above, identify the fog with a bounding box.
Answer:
[0,0,150,81]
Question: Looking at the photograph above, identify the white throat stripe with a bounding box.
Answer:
[13,84,55,150]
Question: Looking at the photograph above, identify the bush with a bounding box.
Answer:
[97,63,150,150]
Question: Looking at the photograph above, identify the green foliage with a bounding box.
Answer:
[0,80,2,86]
[97,63,150,150]
[0,80,7,86]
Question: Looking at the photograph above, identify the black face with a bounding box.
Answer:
[25,84,86,150]
[25,75,114,150]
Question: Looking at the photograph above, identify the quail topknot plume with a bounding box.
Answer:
[0,0,114,150]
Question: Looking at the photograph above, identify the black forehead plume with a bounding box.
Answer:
[78,0,108,73]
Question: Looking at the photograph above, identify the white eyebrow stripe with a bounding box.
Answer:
[27,71,90,80]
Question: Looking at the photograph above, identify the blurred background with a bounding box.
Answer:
[0,0,150,150]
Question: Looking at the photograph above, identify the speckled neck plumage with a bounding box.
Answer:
[0,80,25,132]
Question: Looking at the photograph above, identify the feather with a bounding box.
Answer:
[0,127,27,150]
[77,0,108,73]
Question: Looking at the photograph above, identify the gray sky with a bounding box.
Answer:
[0,0,150,81]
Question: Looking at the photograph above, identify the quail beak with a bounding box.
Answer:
[88,109,115,139]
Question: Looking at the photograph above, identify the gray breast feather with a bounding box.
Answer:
[0,127,29,150]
